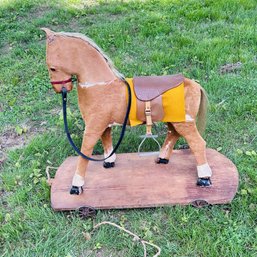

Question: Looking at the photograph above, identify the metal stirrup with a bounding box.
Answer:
[138,134,161,156]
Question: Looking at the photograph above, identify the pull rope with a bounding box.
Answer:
[92,221,161,257]
[61,79,131,161]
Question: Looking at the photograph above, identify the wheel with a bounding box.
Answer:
[191,199,209,208]
[78,206,97,218]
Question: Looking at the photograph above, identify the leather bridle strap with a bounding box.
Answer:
[61,79,132,162]
[51,77,72,85]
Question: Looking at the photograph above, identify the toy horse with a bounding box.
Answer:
[42,28,212,195]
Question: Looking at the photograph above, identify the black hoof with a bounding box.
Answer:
[156,158,169,164]
[70,186,83,195]
[103,162,115,168]
[197,178,212,187]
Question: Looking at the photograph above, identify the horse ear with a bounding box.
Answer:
[41,28,56,43]
[40,28,54,36]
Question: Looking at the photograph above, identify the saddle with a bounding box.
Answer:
[132,74,184,135]
[133,74,184,101]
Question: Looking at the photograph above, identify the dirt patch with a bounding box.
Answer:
[0,124,47,164]
[0,130,27,151]
[81,248,126,257]
[16,5,52,23]
[219,62,242,74]
[0,126,46,150]
[0,151,6,163]
[31,5,52,18]
[0,43,11,55]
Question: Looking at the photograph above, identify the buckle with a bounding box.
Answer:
[145,110,151,115]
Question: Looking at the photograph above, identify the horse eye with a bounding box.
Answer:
[50,67,56,72]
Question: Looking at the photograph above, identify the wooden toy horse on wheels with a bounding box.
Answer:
[42,28,212,195]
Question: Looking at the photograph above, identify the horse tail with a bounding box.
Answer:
[197,85,208,135]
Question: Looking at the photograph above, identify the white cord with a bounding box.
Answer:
[93,221,161,257]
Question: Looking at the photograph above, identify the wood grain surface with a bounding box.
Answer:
[50,149,239,210]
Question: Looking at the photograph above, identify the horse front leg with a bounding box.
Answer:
[156,123,180,164]
[172,122,212,187]
[101,127,116,168]
[70,129,101,195]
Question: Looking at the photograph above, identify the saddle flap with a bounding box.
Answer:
[133,74,184,101]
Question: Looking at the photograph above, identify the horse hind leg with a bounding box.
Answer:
[101,127,116,168]
[156,123,180,164]
[172,122,212,187]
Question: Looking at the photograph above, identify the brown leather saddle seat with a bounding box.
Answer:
[133,73,184,101]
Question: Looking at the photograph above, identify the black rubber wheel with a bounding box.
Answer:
[78,206,97,219]
[191,199,209,208]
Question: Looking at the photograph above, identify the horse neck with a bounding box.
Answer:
[76,40,117,85]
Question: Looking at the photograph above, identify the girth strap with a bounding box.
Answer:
[138,101,161,156]
[145,101,153,135]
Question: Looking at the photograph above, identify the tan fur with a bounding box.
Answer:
[43,29,211,190]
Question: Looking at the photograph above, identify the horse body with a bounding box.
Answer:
[43,28,212,195]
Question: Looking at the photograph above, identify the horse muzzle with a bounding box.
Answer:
[51,77,73,93]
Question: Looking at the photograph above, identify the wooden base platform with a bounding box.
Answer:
[50,149,238,211]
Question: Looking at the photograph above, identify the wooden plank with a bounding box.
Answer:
[50,149,239,210]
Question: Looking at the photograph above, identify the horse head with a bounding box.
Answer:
[42,28,123,93]
[41,28,74,93]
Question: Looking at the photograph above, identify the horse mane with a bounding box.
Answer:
[56,31,125,81]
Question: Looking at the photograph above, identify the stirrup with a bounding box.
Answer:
[138,134,161,157]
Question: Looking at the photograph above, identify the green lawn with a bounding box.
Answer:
[0,0,257,256]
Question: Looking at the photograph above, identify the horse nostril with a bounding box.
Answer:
[50,67,56,72]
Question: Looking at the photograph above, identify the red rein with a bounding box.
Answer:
[51,77,72,85]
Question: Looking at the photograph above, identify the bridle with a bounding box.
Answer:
[50,77,72,85]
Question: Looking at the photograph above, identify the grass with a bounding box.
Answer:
[0,0,257,256]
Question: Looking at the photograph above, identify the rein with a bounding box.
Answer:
[61,79,132,162]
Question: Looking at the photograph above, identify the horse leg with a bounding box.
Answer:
[156,123,180,164]
[101,127,116,168]
[70,130,101,195]
[172,122,212,187]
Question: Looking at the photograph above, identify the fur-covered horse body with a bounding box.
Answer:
[43,29,212,195]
